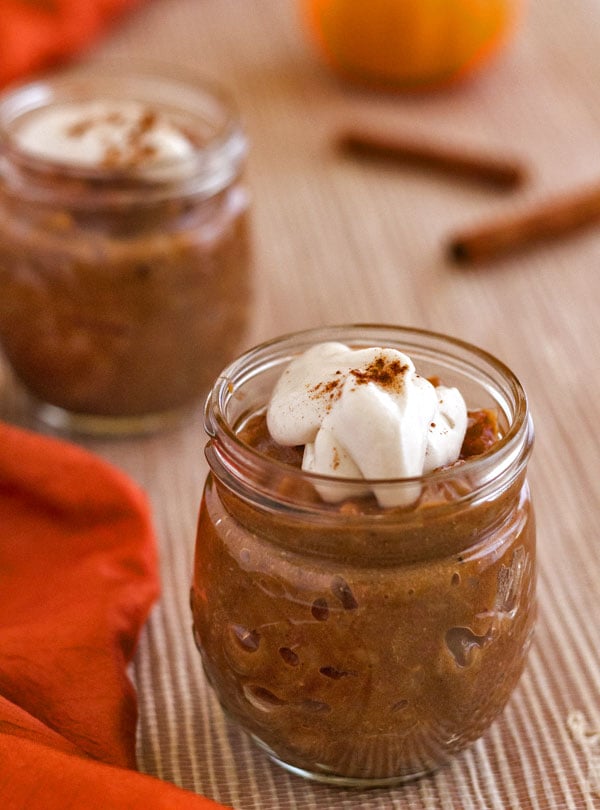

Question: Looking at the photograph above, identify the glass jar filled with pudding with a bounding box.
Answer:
[0,65,251,435]
[191,325,536,787]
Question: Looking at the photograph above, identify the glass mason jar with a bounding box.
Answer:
[191,325,536,787]
[0,64,251,435]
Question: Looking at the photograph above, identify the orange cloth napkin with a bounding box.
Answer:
[0,0,145,88]
[0,421,229,809]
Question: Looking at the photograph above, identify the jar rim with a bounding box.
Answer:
[0,60,247,204]
[205,324,534,512]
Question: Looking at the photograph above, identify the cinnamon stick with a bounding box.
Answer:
[448,183,600,264]
[337,127,526,190]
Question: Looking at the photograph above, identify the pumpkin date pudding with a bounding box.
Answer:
[0,68,251,434]
[191,327,536,786]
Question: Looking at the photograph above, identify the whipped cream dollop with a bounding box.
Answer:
[266,342,468,507]
[15,100,195,171]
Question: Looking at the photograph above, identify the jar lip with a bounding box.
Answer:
[0,60,247,202]
[206,323,533,495]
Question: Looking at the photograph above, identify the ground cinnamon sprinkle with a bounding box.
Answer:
[100,108,160,168]
[66,118,94,138]
[306,355,410,409]
[65,107,162,169]
[137,110,158,134]
[308,373,344,412]
[350,354,409,392]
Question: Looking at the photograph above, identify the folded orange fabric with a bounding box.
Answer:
[0,0,145,88]
[0,421,229,809]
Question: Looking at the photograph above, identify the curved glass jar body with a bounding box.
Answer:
[0,66,251,435]
[191,325,536,787]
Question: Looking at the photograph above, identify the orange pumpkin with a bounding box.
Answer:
[303,0,524,91]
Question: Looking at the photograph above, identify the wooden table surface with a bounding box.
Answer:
[1,1,599,808]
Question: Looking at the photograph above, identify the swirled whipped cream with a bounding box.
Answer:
[266,342,468,507]
[15,100,195,171]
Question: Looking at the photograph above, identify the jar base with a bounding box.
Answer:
[250,734,435,788]
[33,400,198,437]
